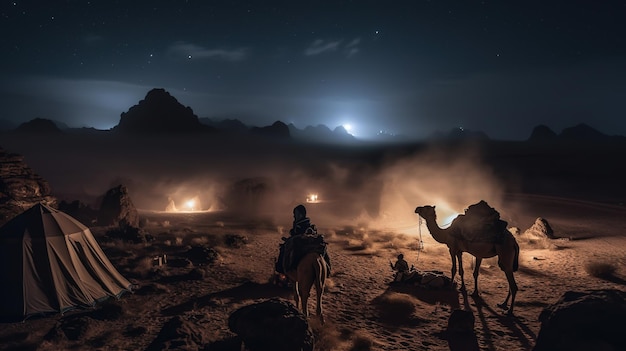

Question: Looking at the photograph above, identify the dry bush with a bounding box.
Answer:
[350,334,374,351]
[585,260,617,278]
[190,236,210,246]
[372,292,416,322]
[127,257,160,278]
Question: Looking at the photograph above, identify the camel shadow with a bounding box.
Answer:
[600,274,626,286]
[470,293,536,351]
[386,283,461,310]
[160,280,291,316]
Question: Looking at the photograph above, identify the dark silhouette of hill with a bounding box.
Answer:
[560,123,608,141]
[250,121,290,138]
[112,88,215,134]
[14,118,63,134]
[286,123,357,144]
[199,118,250,134]
[527,123,626,143]
[528,125,558,142]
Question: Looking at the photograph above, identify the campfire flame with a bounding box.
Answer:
[306,193,319,203]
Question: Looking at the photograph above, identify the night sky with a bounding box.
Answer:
[1,1,625,140]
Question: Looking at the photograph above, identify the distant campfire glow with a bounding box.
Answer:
[165,195,206,213]
[306,193,319,203]
[185,199,196,211]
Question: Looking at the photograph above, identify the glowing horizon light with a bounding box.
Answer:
[343,123,352,131]
[185,199,196,210]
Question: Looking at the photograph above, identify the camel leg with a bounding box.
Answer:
[316,259,326,324]
[497,270,518,315]
[449,250,459,289]
[293,282,301,310]
[457,252,466,291]
[299,283,311,318]
[472,257,482,296]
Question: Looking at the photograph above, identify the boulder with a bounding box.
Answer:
[524,217,555,239]
[97,185,139,227]
[146,315,206,351]
[533,289,626,351]
[228,298,314,351]
[0,147,57,226]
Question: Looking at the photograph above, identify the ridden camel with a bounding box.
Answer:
[414,205,520,315]
[285,252,328,324]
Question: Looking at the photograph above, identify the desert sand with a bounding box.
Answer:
[0,134,625,351]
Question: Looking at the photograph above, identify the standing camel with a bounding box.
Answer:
[414,205,520,315]
[285,252,327,324]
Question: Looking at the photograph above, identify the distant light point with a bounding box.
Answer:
[188,55,192,59]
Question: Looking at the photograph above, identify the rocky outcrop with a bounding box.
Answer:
[533,289,626,351]
[228,298,314,351]
[524,217,555,239]
[0,147,57,226]
[114,88,214,134]
[97,185,139,227]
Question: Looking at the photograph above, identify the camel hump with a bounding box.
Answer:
[455,200,508,242]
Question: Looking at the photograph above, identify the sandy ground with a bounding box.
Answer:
[0,193,624,351]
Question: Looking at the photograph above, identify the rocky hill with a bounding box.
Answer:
[113,88,215,134]
[0,147,57,226]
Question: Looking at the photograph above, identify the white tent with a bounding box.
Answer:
[0,203,132,319]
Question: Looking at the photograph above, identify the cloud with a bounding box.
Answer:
[168,42,248,61]
[305,38,361,58]
[305,39,342,56]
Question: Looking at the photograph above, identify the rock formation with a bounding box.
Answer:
[533,289,626,351]
[228,298,314,351]
[0,147,57,226]
[97,184,139,227]
[114,88,214,134]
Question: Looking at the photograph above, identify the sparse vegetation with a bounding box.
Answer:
[585,261,617,278]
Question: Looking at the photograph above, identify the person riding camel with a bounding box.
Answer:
[276,204,331,277]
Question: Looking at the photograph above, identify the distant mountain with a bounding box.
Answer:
[528,125,558,142]
[113,88,214,134]
[559,123,608,141]
[199,117,250,133]
[528,123,626,142]
[287,123,356,143]
[250,121,290,138]
[14,118,63,134]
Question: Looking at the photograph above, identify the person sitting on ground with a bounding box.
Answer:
[390,253,410,282]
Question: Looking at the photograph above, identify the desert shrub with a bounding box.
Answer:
[585,261,617,278]
[350,334,374,351]
[125,257,160,278]
[224,233,248,248]
[372,292,416,322]
[190,236,209,246]
[183,245,219,266]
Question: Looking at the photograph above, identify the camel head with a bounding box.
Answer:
[415,205,436,220]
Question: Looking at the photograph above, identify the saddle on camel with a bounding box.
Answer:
[452,200,508,243]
